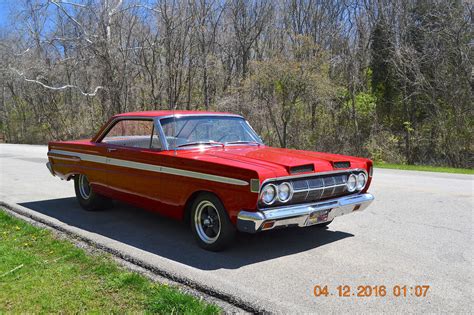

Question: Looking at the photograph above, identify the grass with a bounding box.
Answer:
[0,210,220,314]
[374,163,474,175]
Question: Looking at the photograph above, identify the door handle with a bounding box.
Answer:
[107,148,117,153]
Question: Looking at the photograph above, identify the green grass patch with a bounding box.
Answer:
[0,210,220,314]
[374,163,474,175]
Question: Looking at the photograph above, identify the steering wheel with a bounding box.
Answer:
[218,133,240,142]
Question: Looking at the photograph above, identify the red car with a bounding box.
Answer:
[46,110,374,251]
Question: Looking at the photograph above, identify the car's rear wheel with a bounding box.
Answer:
[190,193,235,251]
[74,174,111,211]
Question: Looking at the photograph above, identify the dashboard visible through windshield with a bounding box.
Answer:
[159,115,263,149]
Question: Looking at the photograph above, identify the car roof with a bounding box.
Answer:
[113,110,242,118]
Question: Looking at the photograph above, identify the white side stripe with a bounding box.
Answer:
[48,149,249,186]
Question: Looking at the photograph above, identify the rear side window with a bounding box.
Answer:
[101,119,161,149]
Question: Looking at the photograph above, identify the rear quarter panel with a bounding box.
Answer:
[47,140,110,195]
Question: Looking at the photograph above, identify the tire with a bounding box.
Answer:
[190,193,236,251]
[74,174,112,211]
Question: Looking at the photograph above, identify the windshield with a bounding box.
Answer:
[159,116,263,149]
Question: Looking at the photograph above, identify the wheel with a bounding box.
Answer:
[312,220,333,228]
[190,193,236,251]
[74,174,111,211]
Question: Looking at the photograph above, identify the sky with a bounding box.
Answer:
[0,0,12,29]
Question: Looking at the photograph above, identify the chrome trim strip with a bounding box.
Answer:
[48,150,106,164]
[158,165,248,186]
[293,182,346,193]
[47,149,248,186]
[261,168,367,186]
[237,193,374,233]
[49,155,81,162]
[157,113,243,120]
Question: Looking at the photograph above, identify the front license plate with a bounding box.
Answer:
[306,210,330,226]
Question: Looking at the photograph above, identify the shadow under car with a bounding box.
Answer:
[18,197,354,270]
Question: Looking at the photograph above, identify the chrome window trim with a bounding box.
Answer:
[157,113,244,120]
[94,116,167,151]
[47,149,249,186]
[156,114,264,151]
[153,117,169,151]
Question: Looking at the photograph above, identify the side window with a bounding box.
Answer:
[101,119,161,150]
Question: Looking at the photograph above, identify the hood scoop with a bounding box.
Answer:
[333,161,351,169]
[289,164,314,174]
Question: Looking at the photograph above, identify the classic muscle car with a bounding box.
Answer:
[46,110,374,251]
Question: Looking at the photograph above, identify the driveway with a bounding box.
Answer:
[1,143,472,312]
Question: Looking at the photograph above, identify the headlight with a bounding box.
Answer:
[347,174,357,192]
[356,173,367,190]
[277,182,292,202]
[260,184,277,205]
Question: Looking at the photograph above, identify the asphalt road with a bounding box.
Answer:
[1,143,472,313]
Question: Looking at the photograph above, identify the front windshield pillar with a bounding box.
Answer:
[154,117,170,151]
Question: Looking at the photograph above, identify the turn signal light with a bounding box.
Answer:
[261,221,275,230]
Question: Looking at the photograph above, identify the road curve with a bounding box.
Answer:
[1,143,472,313]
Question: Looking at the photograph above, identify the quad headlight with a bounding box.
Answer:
[277,182,292,203]
[347,172,367,192]
[356,173,367,190]
[260,184,277,205]
[260,182,293,205]
[347,174,357,192]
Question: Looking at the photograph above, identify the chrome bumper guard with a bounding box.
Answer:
[237,193,374,233]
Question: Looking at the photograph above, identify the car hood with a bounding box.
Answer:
[187,145,370,178]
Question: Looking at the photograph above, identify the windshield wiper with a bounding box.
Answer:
[176,141,224,148]
[224,140,260,146]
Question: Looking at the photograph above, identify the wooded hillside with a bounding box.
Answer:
[0,0,472,167]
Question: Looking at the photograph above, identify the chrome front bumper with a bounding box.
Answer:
[237,193,374,233]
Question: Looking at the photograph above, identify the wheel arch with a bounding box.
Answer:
[183,190,225,225]
[66,173,77,181]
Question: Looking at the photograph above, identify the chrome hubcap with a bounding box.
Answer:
[78,175,91,200]
[194,201,221,244]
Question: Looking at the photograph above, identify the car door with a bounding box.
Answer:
[97,118,165,210]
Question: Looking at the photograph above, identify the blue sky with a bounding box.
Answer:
[0,0,12,28]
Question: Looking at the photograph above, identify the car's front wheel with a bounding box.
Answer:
[74,174,111,211]
[190,193,236,251]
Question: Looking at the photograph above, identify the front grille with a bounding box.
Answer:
[259,170,365,208]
